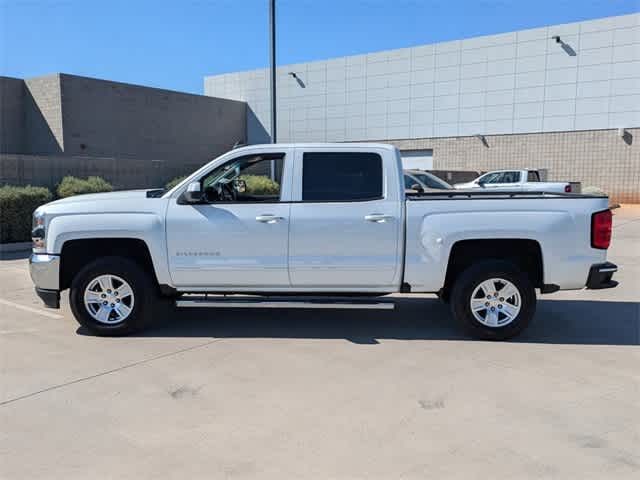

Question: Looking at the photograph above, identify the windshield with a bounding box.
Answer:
[412,172,452,189]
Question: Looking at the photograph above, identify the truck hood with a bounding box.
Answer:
[46,190,152,206]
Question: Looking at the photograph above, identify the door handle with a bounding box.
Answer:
[364,213,393,223]
[256,214,284,224]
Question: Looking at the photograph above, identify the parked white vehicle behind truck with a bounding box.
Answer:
[454,169,575,193]
[30,144,617,340]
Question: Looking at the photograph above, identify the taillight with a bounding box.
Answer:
[565,184,572,193]
[591,209,612,249]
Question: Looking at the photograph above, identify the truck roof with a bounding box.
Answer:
[482,169,538,173]
[233,142,398,151]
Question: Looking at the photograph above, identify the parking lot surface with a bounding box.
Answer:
[1,206,639,479]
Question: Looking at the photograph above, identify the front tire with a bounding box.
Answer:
[450,260,536,340]
[69,256,157,336]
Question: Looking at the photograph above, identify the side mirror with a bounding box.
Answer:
[477,179,486,187]
[410,183,424,193]
[181,181,203,204]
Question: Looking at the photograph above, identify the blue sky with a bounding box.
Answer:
[1,0,638,94]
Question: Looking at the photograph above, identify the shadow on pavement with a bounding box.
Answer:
[86,297,639,346]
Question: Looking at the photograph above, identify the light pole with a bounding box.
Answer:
[269,0,277,143]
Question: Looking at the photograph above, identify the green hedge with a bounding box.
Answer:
[0,185,53,243]
[240,175,280,195]
[57,176,113,198]
[165,175,187,190]
[165,174,280,196]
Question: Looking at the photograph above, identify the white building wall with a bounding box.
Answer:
[205,13,640,143]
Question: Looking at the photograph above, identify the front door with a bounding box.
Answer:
[166,152,292,288]
[288,148,402,288]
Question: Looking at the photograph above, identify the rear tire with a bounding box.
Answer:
[69,256,158,336]
[450,260,536,340]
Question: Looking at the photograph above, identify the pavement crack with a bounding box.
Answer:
[0,338,224,407]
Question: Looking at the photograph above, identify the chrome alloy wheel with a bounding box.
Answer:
[83,274,135,324]
[470,278,521,327]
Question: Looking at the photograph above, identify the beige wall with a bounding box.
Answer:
[386,128,639,203]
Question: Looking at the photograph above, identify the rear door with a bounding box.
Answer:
[288,147,403,289]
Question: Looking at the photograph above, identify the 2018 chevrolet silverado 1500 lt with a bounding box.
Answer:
[29,144,618,340]
[454,169,575,193]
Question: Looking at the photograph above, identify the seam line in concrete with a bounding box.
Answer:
[613,218,640,229]
[0,298,64,319]
[0,338,224,407]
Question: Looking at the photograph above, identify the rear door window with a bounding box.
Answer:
[527,171,540,182]
[302,152,383,202]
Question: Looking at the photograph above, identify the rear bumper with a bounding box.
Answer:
[586,262,618,289]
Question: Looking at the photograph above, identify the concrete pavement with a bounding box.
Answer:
[1,206,638,479]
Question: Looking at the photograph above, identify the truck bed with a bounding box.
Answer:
[406,191,603,200]
[403,191,610,292]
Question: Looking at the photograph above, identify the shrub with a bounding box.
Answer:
[165,175,187,190]
[240,175,280,195]
[57,176,113,198]
[0,185,53,243]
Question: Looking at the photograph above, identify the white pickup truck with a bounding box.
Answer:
[29,143,618,340]
[453,169,575,193]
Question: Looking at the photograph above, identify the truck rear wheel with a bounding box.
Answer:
[69,256,157,336]
[450,260,536,340]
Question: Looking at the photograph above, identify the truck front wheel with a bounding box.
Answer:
[450,260,536,340]
[69,256,157,336]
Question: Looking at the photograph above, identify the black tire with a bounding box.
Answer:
[69,256,158,336]
[450,260,536,340]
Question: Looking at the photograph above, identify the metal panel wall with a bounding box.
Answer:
[204,13,640,144]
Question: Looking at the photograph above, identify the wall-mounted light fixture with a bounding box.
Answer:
[475,134,489,147]
[618,127,633,145]
[288,71,306,88]
[551,35,576,56]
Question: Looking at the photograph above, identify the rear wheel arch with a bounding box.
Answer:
[440,238,544,301]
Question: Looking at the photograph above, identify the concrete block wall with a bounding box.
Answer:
[205,13,639,143]
[59,74,247,164]
[0,77,25,153]
[1,73,247,188]
[387,127,640,203]
[23,74,64,154]
[0,153,204,191]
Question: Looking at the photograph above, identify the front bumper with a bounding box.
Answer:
[29,254,60,308]
[35,288,60,309]
[586,262,618,289]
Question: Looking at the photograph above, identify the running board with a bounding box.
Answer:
[175,296,395,310]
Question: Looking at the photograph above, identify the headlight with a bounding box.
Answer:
[32,211,46,251]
